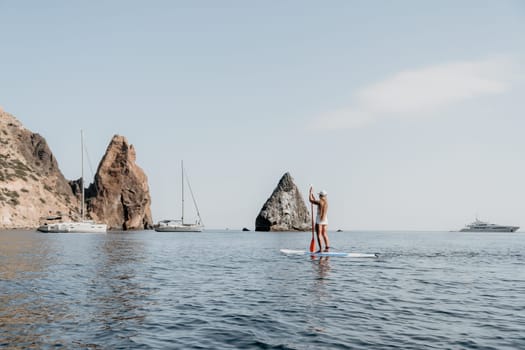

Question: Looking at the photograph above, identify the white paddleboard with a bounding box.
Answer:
[280,249,378,258]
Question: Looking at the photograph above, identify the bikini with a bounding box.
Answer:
[316,213,328,226]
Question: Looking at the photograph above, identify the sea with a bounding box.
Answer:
[1,229,524,349]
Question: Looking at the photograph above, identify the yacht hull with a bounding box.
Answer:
[155,223,202,232]
[37,222,107,233]
[460,226,519,232]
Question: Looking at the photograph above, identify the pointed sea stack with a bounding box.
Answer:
[255,172,311,231]
[86,135,153,230]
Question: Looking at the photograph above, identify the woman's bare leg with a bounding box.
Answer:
[315,224,322,253]
[321,225,330,251]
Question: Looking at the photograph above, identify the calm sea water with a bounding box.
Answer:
[1,230,524,349]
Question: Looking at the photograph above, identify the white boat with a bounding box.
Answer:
[37,220,107,233]
[155,219,203,232]
[37,130,107,233]
[459,218,519,232]
[155,161,203,232]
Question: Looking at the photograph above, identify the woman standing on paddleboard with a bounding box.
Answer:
[309,187,330,253]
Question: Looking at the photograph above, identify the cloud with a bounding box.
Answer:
[312,56,522,130]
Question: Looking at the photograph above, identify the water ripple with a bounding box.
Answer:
[1,230,524,349]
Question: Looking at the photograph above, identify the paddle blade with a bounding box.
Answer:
[309,238,316,253]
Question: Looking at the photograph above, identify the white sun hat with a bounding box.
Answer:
[319,190,327,196]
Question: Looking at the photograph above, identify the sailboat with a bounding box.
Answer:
[155,161,203,232]
[37,130,107,233]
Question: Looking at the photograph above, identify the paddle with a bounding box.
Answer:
[309,186,315,252]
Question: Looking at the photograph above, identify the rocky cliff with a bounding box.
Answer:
[0,110,153,230]
[255,172,311,231]
[86,135,153,230]
[0,110,79,228]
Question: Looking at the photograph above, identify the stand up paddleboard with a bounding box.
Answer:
[280,249,378,258]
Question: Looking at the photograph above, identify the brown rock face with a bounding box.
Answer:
[255,172,311,231]
[0,111,79,228]
[0,110,154,230]
[86,135,153,230]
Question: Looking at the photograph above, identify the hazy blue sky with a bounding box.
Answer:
[1,1,524,230]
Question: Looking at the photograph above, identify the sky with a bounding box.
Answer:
[1,1,524,231]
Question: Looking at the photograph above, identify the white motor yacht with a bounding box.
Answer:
[459,219,519,232]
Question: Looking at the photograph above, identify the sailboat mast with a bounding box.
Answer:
[181,160,184,224]
[80,129,84,221]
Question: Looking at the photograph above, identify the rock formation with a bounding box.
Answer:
[255,172,311,231]
[86,135,153,230]
[0,110,79,228]
[0,110,154,230]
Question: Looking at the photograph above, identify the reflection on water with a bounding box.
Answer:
[311,256,331,290]
[307,257,332,335]
[0,230,55,280]
[1,230,525,349]
[0,231,151,349]
[315,257,331,279]
[0,231,62,348]
[89,236,149,341]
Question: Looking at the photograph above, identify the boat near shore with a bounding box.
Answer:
[38,216,107,233]
[37,130,107,233]
[459,219,519,232]
[154,161,203,232]
[155,219,203,232]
